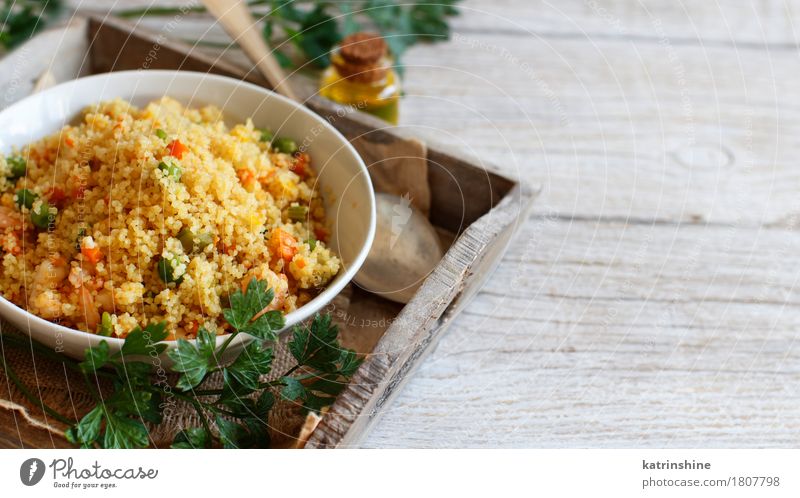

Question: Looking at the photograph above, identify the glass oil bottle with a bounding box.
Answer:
[320,32,400,124]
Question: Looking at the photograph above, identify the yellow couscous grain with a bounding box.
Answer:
[0,98,340,339]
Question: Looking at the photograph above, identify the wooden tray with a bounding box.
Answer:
[0,16,536,448]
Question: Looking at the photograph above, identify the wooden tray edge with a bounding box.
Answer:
[306,180,539,447]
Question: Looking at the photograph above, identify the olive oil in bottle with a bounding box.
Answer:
[320,32,400,124]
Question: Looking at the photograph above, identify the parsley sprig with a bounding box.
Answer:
[0,0,62,50]
[1,279,361,448]
[116,0,462,73]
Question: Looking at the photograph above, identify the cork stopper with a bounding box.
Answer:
[333,32,389,83]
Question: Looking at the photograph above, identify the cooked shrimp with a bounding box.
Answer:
[241,264,288,315]
[31,256,68,290]
[68,265,91,288]
[78,286,100,331]
[95,288,114,311]
[28,256,69,319]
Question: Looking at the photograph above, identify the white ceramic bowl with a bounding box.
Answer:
[0,70,375,363]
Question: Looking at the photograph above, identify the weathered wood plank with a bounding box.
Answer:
[70,2,800,226]
[70,0,800,46]
[362,217,800,447]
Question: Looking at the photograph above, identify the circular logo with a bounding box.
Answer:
[20,458,45,486]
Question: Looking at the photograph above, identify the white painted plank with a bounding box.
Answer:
[362,218,800,447]
[70,0,800,45]
[69,2,800,225]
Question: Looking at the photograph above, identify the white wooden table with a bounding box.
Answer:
[51,0,800,447]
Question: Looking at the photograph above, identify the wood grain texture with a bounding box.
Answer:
[71,0,800,226]
[365,218,800,447]
[8,0,799,447]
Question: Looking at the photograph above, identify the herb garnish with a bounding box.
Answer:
[116,0,462,73]
[0,0,62,50]
[1,279,361,448]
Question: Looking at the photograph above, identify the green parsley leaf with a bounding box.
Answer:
[113,361,152,389]
[0,1,63,50]
[280,376,306,402]
[240,309,283,341]
[167,326,216,391]
[102,411,149,449]
[215,415,246,449]
[338,349,363,377]
[239,418,270,448]
[294,4,341,68]
[288,313,340,371]
[72,405,104,446]
[172,427,211,449]
[223,279,273,330]
[79,341,110,374]
[307,374,348,396]
[223,341,273,391]
[222,279,285,340]
[120,322,168,356]
[254,390,275,419]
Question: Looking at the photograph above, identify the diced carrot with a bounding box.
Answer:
[314,226,329,243]
[269,228,297,263]
[47,187,67,208]
[290,152,310,177]
[71,183,86,200]
[186,320,199,335]
[295,258,306,269]
[65,137,75,148]
[166,139,188,159]
[81,245,103,264]
[237,168,256,190]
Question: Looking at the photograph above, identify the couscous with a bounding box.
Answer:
[0,97,340,339]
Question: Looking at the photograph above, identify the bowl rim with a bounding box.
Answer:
[0,69,376,347]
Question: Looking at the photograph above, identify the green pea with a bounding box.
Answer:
[259,128,274,143]
[307,233,317,251]
[6,156,26,179]
[14,189,38,209]
[177,228,213,253]
[30,200,53,230]
[287,205,308,221]
[158,159,182,181]
[157,256,183,284]
[272,137,298,155]
[156,129,168,140]
[97,312,113,336]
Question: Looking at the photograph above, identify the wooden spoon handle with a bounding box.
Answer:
[202,0,299,102]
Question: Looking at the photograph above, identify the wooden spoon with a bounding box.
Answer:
[202,0,299,101]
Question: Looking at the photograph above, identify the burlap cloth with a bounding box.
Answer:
[0,288,385,449]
